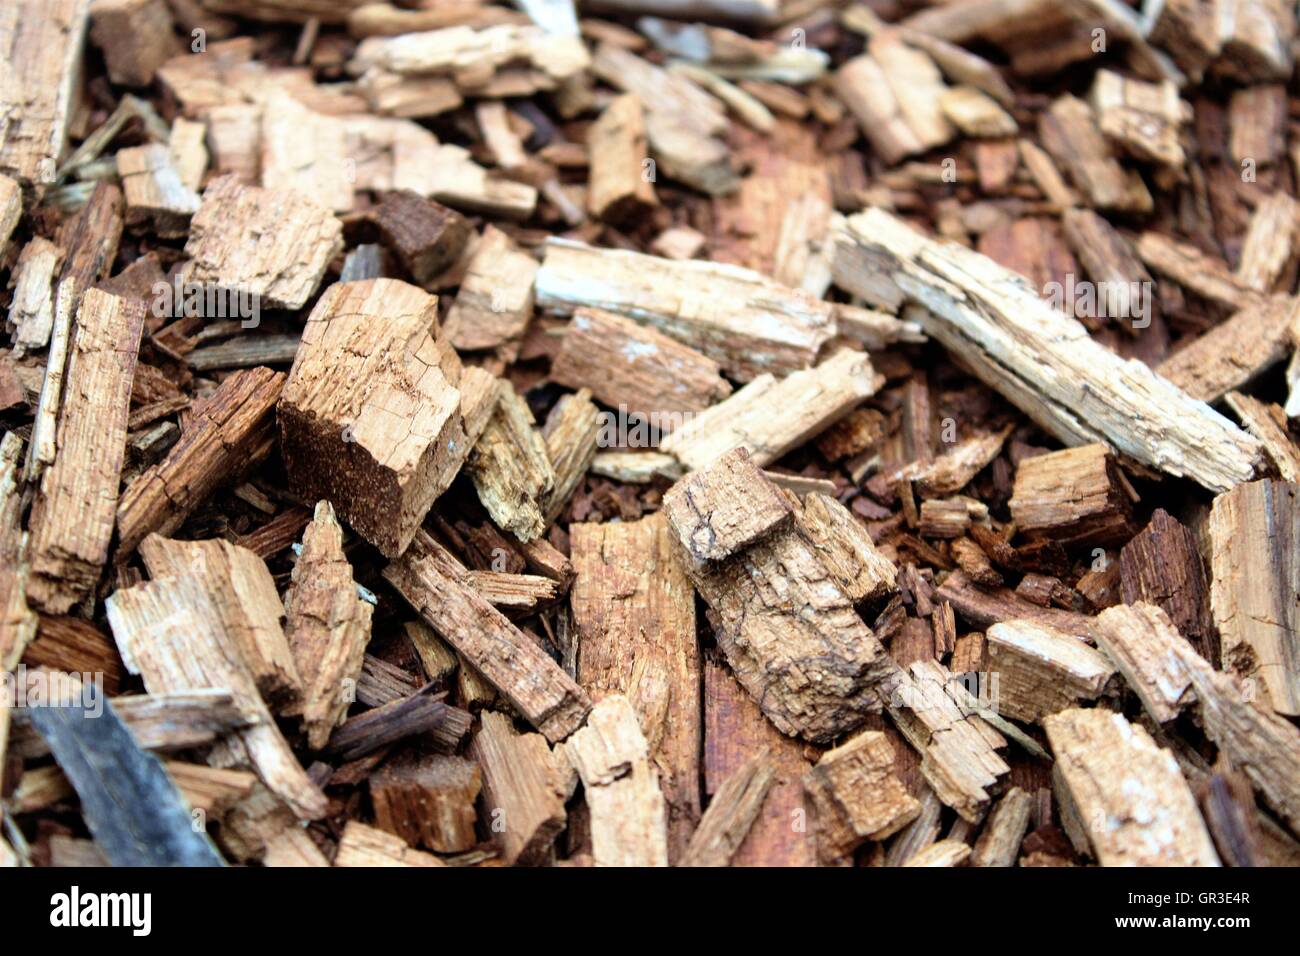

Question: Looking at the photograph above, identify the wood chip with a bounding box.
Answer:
[535,237,835,381]
[1208,479,1300,715]
[27,290,145,613]
[571,512,700,860]
[385,531,590,741]
[833,208,1263,493]
[1044,707,1220,866]
[563,694,669,867]
[278,279,467,557]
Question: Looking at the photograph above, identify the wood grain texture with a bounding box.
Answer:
[118,366,284,555]
[184,175,342,311]
[385,531,590,742]
[703,657,816,866]
[1208,479,1300,715]
[27,290,145,613]
[1045,707,1220,866]
[662,349,880,472]
[282,501,373,748]
[549,307,732,418]
[571,513,701,862]
[666,459,893,743]
[278,279,465,558]
[564,694,669,867]
[0,0,90,193]
[139,534,301,709]
[105,572,327,820]
[833,208,1263,494]
[536,236,834,381]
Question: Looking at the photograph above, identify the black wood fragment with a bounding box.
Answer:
[26,697,226,867]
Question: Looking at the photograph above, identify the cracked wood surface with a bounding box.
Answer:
[832,208,1264,493]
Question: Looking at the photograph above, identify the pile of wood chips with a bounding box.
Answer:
[3,0,1300,869]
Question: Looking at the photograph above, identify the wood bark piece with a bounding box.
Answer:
[0,0,90,194]
[1093,602,1196,724]
[703,657,815,866]
[1119,509,1217,665]
[57,183,125,309]
[26,282,73,483]
[662,447,794,565]
[1038,95,1152,213]
[385,531,591,741]
[325,686,471,761]
[467,382,555,542]
[1044,707,1220,866]
[467,571,558,612]
[370,752,480,853]
[1170,636,1300,837]
[350,22,588,92]
[662,349,880,472]
[1228,84,1286,167]
[442,225,538,358]
[1236,193,1299,292]
[117,142,200,237]
[1008,444,1136,548]
[886,660,1008,823]
[542,388,599,525]
[278,279,466,558]
[832,208,1263,494]
[91,0,178,87]
[591,44,736,197]
[1059,208,1154,328]
[681,753,774,867]
[971,786,1032,867]
[571,513,701,861]
[0,434,35,750]
[1146,0,1221,80]
[535,236,834,383]
[984,620,1117,723]
[1136,232,1258,311]
[139,534,301,709]
[899,839,968,867]
[1214,0,1294,82]
[373,190,470,285]
[803,730,920,864]
[468,709,567,865]
[587,93,656,223]
[1156,295,1298,405]
[1088,68,1188,167]
[184,175,343,311]
[22,616,125,694]
[564,694,669,867]
[665,459,893,744]
[7,238,64,354]
[27,290,146,614]
[937,570,1100,642]
[105,572,327,820]
[26,696,225,867]
[834,54,922,166]
[549,308,732,418]
[283,501,373,748]
[1208,479,1300,715]
[796,491,897,605]
[0,175,19,257]
[118,366,284,555]
[259,91,353,214]
[334,821,444,867]
[1226,391,1300,481]
[892,425,1012,498]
